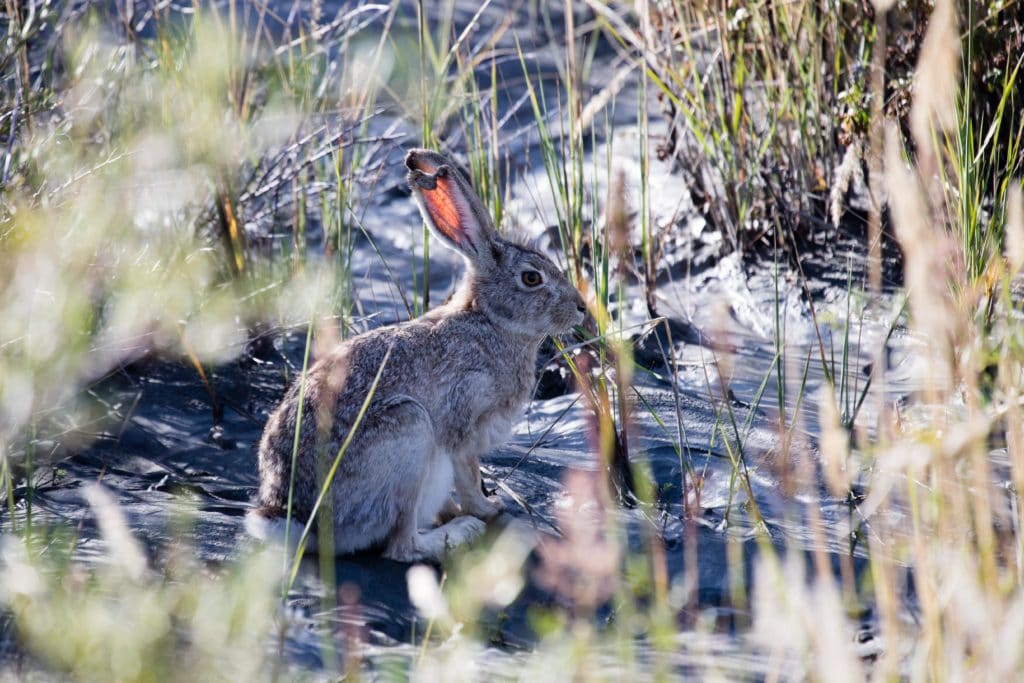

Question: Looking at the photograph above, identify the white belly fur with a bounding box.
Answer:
[417,452,454,528]
[476,413,513,454]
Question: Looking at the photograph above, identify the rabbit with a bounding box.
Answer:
[246,148,586,563]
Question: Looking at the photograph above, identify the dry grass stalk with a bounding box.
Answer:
[829,139,863,229]
[884,123,958,391]
[818,386,851,498]
[535,469,619,614]
[910,0,960,174]
[1006,183,1024,273]
[866,0,890,297]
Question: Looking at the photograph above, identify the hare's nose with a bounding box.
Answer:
[575,296,586,314]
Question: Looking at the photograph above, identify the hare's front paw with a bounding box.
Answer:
[462,494,505,521]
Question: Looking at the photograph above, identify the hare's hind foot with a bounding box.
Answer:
[383,515,487,563]
[245,508,318,553]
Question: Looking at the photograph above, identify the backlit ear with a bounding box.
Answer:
[406,149,495,261]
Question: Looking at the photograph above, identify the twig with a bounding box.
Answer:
[1,51,23,187]
[481,464,562,537]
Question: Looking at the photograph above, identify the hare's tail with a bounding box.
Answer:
[245,507,318,553]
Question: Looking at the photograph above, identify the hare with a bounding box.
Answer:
[246,148,586,563]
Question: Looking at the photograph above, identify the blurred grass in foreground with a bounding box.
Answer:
[1,1,1024,681]
[2,488,279,683]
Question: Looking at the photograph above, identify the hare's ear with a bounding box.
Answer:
[406,149,497,263]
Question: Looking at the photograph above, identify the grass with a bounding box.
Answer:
[2,489,281,683]
[2,0,1024,681]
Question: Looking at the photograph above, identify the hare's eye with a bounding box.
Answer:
[521,270,543,287]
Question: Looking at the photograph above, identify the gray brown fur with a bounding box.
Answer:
[250,149,585,562]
